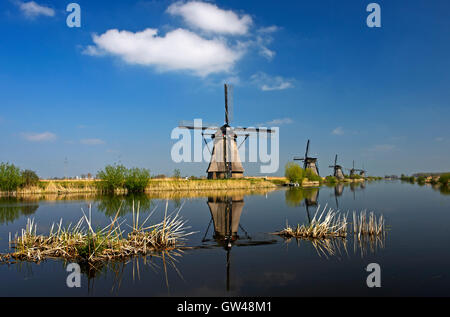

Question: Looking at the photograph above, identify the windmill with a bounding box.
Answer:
[179,84,274,179]
[329,154,344,180]
[359,164,367,178]
[347,160,358,177]
[294,139,320,176]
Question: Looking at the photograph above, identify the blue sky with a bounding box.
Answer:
[0,0,449,178]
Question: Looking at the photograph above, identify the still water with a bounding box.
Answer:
[0,181,449,296]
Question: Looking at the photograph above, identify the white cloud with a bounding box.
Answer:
[251,72,294,91]
[435,137,444,142]
[21,131,56,142]
[17,1,55,18]
[84,28,244,77]
[80,138,105,145]
[167,1,252,35]
[332,127,344,135]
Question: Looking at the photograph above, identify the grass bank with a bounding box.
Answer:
[0,178,279,196]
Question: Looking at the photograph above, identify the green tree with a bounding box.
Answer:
[285,162,304,183]
[438,173,450,186]
[124,167,151,192]
[21,169,39,187]
[173,168,181,179]
[96,164,127,192]
[0,163,24,191]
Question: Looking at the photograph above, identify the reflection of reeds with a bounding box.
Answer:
[275,206,348,239]
[0,201,194,263]
[282,236,348,259]
[353,234,385,258]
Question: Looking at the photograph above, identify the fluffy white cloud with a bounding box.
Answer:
[167,1,252,35]
[80,138,105,145]
[251,72,294,91]
[21,131,56,142]
[17,1,55,18]
[84,28,244,77]
[332,127,344,135]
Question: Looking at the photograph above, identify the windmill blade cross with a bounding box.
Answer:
[305,139,310,158]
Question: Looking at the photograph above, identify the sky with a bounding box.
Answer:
[0,0,449,178]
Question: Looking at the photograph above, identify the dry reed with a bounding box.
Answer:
[0,201,194,263]
[352,210,385,238]
[275,205,348,239]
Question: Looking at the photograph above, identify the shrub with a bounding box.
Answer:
[173,169,181,179]
[0,163,24,191]
[439,173,450,185]
[21,169,39,187]
[417,176,426,184]
[325,176,337,183]
[124,167,151,192]
[96,164,127,192]
[304,169,322,182]
[285,163,304,183]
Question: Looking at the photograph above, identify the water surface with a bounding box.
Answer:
[0,181,449,296]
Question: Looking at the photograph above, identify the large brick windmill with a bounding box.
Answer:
[294,139,320,176]
[180,84,274,179]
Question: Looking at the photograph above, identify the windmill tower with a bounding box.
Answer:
[294,139,320,176]
[329,154,344,180]
[359,164,367,178]
[347,160,358,177]
[180,84,274,179]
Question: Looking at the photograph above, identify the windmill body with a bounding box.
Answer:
[348,160,358,177]
[207,126,244,179]
[180,84,273,179]
[329,154,345,180]
[294,139,320,176]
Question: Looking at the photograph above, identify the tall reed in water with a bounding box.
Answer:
[0,201,193,263]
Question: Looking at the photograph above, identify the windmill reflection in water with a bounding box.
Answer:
[202,195,276,291]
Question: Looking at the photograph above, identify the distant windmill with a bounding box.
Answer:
[180,84,274,179]
[359,164,367,178]
[329,154,344,180]
[294,139,319,176]
[347,160,358,177]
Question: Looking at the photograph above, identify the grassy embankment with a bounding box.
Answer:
[0,178,279,195]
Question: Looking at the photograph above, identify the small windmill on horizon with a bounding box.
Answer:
[329,154,344,180]
[347,160,357,177]
[359,164,367,177]
[179,84,274,179]
[294,139,320,176]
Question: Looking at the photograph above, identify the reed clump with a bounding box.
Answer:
[1,201,193,263]
[274,206,386,242]
[275,206,348,239]
[352,211,385,238]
